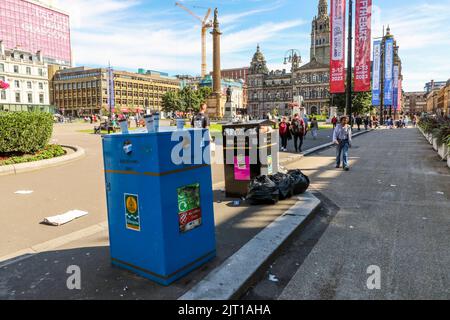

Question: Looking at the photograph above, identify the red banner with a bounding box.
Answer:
[330,0,346,93]
[354,0,372,92]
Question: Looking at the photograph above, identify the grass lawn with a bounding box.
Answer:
[180,123,223,132]
[318,123,333,130]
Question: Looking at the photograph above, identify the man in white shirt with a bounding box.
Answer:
[332,116,352,171]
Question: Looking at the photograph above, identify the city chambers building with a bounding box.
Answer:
[247,0,331,117]
[52,67,180,116]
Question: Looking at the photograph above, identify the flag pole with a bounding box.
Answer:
[346,0,353,124]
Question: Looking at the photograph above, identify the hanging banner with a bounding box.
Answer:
[372,40,381,106]
[108,66,115,111]
[397,76,403,112]
[330,0,346,93]
[393,65,399,110]
[354,0,372,92]
[384,38,394,106]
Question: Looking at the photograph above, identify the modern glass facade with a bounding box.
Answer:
[0,0,71,66]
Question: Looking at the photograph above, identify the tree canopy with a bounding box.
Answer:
[331,91,373,116]
[162,86,212,113]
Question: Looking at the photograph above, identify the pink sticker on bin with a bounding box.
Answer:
[234,156,251,181]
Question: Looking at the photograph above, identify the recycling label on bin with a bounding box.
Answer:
[125,194,141,231]
[178,183,202,233]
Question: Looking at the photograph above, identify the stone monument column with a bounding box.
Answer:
[212,8,222,97]
[211,8,225,118]
[205,8,226,118]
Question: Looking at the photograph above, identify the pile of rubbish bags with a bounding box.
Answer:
[247,170,310,205]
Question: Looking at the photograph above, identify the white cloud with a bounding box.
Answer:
[55,0,304,76]
[372,1,450,91]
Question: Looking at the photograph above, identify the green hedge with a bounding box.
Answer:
[0,112,54,154]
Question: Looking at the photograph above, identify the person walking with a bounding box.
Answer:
[191,102,210,129]
[279,117,290,152]
[290,114,306,153]
[310,117,319,140]
[333,116,352,171]
[331,115,338,129]
[364,116,370,130]
[356,115,362,131]
[303,114,309,138]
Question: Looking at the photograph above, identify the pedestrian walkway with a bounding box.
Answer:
[283,128,334,154]
[278,128,450,299]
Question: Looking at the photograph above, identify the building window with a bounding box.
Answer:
[39,94,44,104]
[38,69,44,76]
[15,80,20,88]
[14,65,19,73]
[1,90,6,100]
[16,92,21,103]
[27,82,32,89]
[28,93,33,103]
[0,64,4,72]
[26,67,31,75]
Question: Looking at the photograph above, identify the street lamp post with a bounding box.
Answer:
[284,49,302,116]
[283,49,302,72]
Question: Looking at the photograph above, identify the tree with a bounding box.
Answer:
[198,86,212,101]
[162,86,213,113]
[162,91,184,113]
[331,91,373,115]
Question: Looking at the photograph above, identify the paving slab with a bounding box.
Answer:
[0,189,318,300]
[179,192,320,300]
[277,128,450,300]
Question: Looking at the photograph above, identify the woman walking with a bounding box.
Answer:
[279,117,291,152]
[310,117,319,140]
[332,116,352,171]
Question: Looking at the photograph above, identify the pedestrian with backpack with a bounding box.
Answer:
[290,114,306,153]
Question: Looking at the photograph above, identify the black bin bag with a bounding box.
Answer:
[287,169,310,195]
[247,175,280,205]
[269,173,294,200]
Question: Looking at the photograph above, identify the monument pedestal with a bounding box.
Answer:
[206,94,227,119]
[223,101,236,122]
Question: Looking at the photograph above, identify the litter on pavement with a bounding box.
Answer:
[42,210,88,226]
[14,190,34,195]
[268,274,279,282]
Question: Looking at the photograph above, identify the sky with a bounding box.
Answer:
[51,0,450,92]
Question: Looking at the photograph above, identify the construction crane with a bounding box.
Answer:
[175,2,212,78]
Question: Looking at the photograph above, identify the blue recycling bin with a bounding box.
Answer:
[102,127,216,286]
